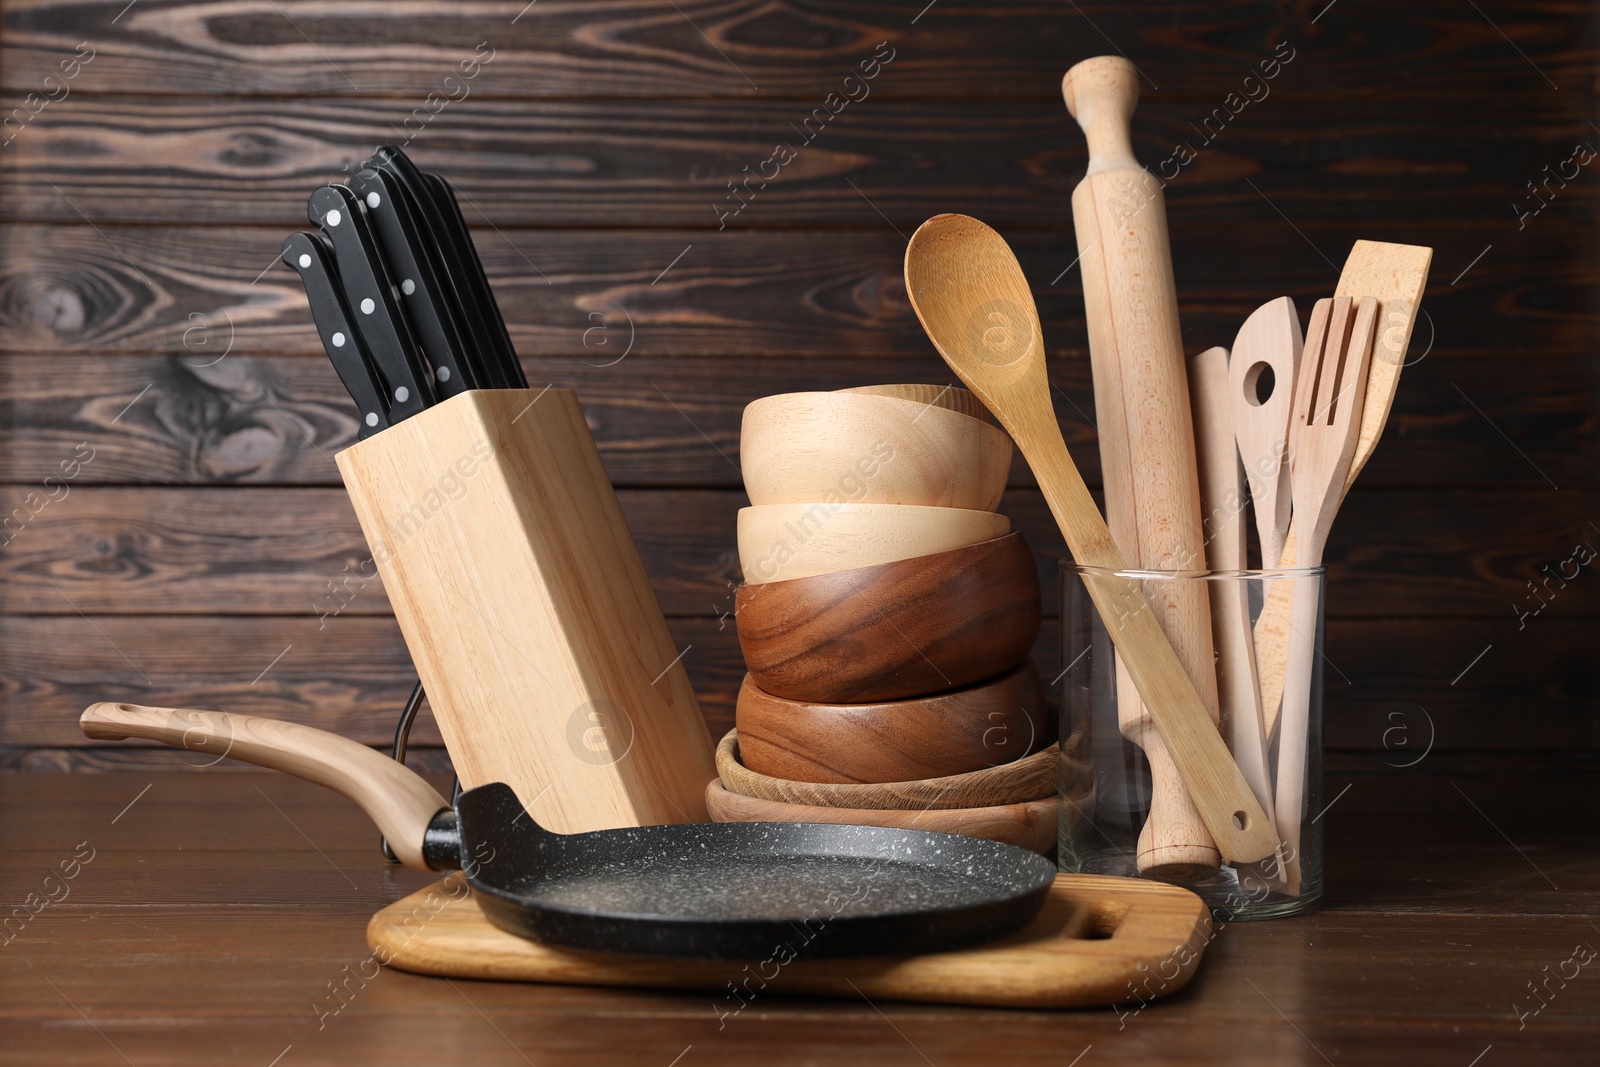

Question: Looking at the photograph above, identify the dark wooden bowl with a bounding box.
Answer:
[736,660,1053,784]
[714,729,1059,810]
[734,532,1041,703]
[705,779,1060,855]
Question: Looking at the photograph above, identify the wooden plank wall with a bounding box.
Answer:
[0,1,1594,771]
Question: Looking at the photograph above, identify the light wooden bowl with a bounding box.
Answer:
[714,729,1059,810]
[736,533,1040,701]
[736,660,1051,784]
[705,779,1059,855]
[738,503,1011,586]
[837,383,993,422]
[739,390,1012,511]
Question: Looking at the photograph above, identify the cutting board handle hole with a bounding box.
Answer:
[1079,903,1128,940]
[1231,810,1248,831]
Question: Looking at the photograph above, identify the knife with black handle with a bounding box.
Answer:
[369,147,520,390]
[423,172,528,389]
[370,148,505,388]
[281,231,390,439]
[308,184,435,419]
[347,166,478,396]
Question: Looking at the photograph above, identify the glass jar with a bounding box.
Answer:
[1058,564,1326,920]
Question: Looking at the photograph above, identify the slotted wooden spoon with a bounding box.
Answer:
[903,213,1278,865]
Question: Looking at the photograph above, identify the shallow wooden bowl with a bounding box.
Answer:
[736,532,1040,701]
[714,729,1059,810]
[838,383,993,421]
[705,779,1059,855]
[738,502,1010,585]
[740,390,1011,510]
[736,660,1052,784]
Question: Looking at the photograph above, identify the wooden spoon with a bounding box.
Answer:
[903,213,1278,865]
[1228,297,1302,569]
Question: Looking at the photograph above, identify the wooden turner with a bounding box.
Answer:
[1275,296,1378,892]
[1255,241,1433,738]
[903,213,1278,865]
[1188,346,1274,828]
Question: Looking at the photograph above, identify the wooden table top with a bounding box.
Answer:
[3,764,1595,1065]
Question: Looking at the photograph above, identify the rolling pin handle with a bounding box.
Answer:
[1061,56,1141,174]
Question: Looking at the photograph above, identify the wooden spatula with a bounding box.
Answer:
[1228,297,1302,569]
[1275,296,1378,892]
[1188,346,1274,828]
[1255,241,1433,738]
[903,213,1278,865]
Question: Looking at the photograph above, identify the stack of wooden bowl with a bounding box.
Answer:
[705,385,1061,854]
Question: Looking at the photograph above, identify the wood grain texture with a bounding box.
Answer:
[1259,245,1436,740]
[11,615,1597,754]
[739,390,1011,510]
[905,212,1269,865]
[7,94,1596,226]
[336,389,715,832]
[1189,346,1274,825]
[1,0,1597,777]
[2,354,1596,490]
[1064,57,1222,878]
[4,1,1590,98]
[370,869,1206,1006]
[733,660,1050,784]
[1228,297,1302,568]
[705,779,1061,854]
[4,771,1598,1064]
[734,532,1040,702]
[0,224,1589,359]
[737,502,1009,584]
[716,729,1060,810]
[5,486,1598,621]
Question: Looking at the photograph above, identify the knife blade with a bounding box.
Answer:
[348,166,478,396]
[281,231,390,439]
[308,184,435,419]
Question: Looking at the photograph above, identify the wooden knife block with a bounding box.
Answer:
[335,388,715,832]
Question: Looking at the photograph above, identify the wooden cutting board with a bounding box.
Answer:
[368,873,1212,1010]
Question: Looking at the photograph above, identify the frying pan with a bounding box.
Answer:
[81,703,1055,960]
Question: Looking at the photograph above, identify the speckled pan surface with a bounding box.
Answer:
[456,781,1055,960]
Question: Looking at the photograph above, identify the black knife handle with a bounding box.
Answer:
[282,232,390,440]
[424,173,528,389]
[371,146,515,390]
[308,184,434,419]
[348,167,475,397]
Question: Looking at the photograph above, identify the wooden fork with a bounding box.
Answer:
[1274,295,1377,893]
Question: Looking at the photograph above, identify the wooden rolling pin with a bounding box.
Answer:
[1063,56,1221,881]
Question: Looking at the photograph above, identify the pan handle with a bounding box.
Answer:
[81,703,451,871]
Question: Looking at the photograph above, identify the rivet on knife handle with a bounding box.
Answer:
[282,231,389,439]
[309,184,435,419]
